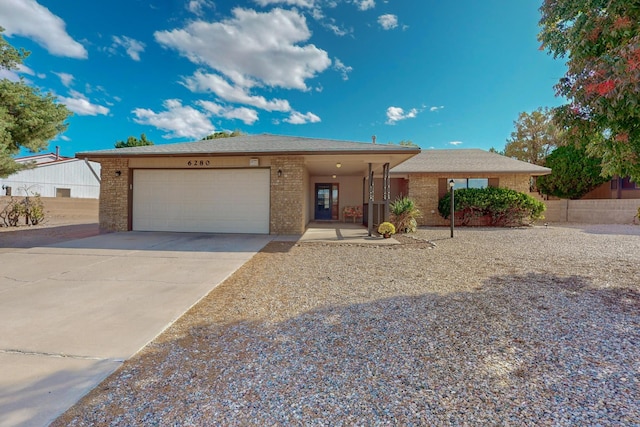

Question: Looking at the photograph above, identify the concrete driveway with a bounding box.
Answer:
[0,231,274,427]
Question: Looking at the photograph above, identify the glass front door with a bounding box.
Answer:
[315,183,338,220]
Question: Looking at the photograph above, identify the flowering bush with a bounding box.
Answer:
[378,222,396,235]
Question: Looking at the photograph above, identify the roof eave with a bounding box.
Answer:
[76,148,421,160]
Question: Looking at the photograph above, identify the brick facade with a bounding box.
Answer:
[95,156,533,233]
[98,158,130,232]
[270,156,306,234]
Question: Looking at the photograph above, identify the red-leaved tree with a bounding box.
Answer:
[539,0,640,181]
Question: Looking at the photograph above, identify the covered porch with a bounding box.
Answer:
[304,152,413,236]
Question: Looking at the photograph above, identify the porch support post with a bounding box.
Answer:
[383,162,390,222]
[368,163,374,236]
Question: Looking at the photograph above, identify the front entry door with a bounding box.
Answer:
[315,183,338,220]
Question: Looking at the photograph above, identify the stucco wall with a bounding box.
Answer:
[309,176,363,221]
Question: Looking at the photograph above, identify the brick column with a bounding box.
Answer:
[270,157,306,234]
[98,158,130,232]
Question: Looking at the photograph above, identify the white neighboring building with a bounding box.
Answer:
[0,151,101,199]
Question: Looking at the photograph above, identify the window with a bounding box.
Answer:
[621,177,638,190]
[448,178,489,190]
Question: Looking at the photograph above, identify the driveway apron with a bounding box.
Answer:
[0,232,273,427]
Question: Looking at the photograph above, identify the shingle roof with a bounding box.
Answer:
[391,149,551,175]
[75,134,420,158]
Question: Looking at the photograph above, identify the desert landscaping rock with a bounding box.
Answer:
[52,224,640,426]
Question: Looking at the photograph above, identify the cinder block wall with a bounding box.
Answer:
[99,158,130,232]
[270,156,306,234]
[544,199,640,224]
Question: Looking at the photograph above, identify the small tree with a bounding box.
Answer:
[537,145,609,199]
[201,130,244,140]
[504,108,564,165]
[115,133,154,148]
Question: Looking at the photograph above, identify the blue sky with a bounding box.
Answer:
[0,0,567,157]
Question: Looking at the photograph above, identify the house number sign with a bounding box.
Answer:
[187,160,211,167]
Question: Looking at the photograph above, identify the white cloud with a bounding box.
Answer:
[187,0,214,16]
[111,36,146,61]
[378,14,398,30]
[155,7,331,91]
[386,106,419,124]
[324,22,351,36]
[284,111,321,124]
[54,72,74,87]
[18,64,35,76]
[132,99,215,139]
[449,141,463,146]
[58,90,110,116]
[253,0,315,7]
[430,106,444,112]
[0,0,87,59]
[198,100,259,125]
[333,58,353,81]
[182,71,291,112]
[0,64,46,82]
[0,69,20,81]
[59,135,71,141]
[355,0,375,11]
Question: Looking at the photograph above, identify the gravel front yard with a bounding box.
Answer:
[53,224,640,426]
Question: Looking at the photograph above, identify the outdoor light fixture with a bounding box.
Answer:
[332,174,337,179]
[115,170,122,177]
[449,179,455,238]
[336,162,342,168]
[277,169,282,177]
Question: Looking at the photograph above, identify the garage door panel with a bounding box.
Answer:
[133,169,269,234]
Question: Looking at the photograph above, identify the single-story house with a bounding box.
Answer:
[1,150,101,199]
[77,135,553,234]
[76,134,419,235]
[388,149,552,226]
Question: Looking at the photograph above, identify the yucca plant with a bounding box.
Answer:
[389,196,422,233]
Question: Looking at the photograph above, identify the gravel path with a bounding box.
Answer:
[53,224,640,426]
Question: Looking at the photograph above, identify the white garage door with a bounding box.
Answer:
[132,169,270,234]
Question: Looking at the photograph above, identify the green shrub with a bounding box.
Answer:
[24,194,45,225]
[438,187,545,226]
[390,196,422,233]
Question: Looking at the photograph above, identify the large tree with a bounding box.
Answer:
[537,144,609,199]
[0,28,71,177]
[115,133,154,148]
[539,0,640,181]
[504,108,564,165]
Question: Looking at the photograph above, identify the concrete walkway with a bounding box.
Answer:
[299,222,399,244]
[0,232,274,427]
